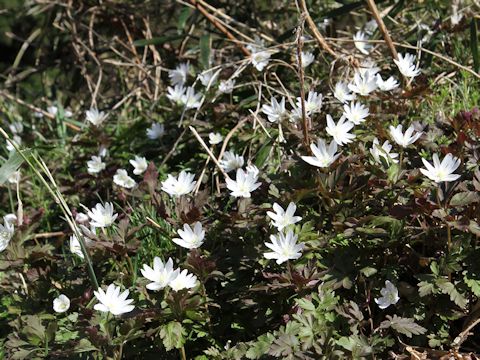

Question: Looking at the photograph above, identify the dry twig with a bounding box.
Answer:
[298,0,338,58]
[365,0,399,61]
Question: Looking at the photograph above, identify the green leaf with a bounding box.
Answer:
[177,7,193,31]
[246,333,275,359]
[296,298,316,312]
[199,34,211,69]
[268,334,298,357]
[379,315,427,338]
[74,338,97,353]
[254,140,272,168]
[464,275,480,297]
[450,191,480,206]
[436,278,467,308]
[418,280,435,297]
[469,221,480,236]
[45,321,57,342]
[360,267,377,277]
[0,149,30,185]
[387,162,400,183]
[160,321,186,351]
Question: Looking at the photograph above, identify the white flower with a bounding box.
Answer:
[218,79,235,94]
[98,145,108,158]
[161,171,196,197]
[220,151,244,172]
[167,84,186,103]
[246,36,266,53]
[394,53,421,78]
[246,164,259,178]
[389,124,422,147]
[169,269,198,291]
[376,74,399,91]
[301,138,340,168]
[113,169,136,189]
[370,138,399,165]
[0,217,14,252]
[289,106,303,122]
[264,230,305,265]
[47,106,58,116]
[85,108,107,126]
[299,91,323,114]
[375,280,399,309]
[226,168,261,198]
[451,4,462,26]
[353,31,372,55]
[333,81,356,104]
[64,109,73,118]
[169,63,189,85]
[420,153,461,183]
[3,214,17,226]
[141,257,179,291]
[267,202,302,231]
[75,212,89,223]
[198,69,219,88]
[9,122,23,134]
[69,235,84,259]
[173,222,205,249]
[87,202,118,228]
[364,19,378,34]
[208,132,223,145]
[342,101,369,125]
[326,115,355,146]
[299,51,315,67]
[87,156,106,175]
[146,123,165,140]
[6,135,21,152]
[358,59,380,77]
[181,87,202,109]
[53,294,70,313]
[262,97,287,123]
[251,51,271,71]
[93,284,135,315]
[7,170,20,184]
[348,72,377,96]
[129,156,148,175]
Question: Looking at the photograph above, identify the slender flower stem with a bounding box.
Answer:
[180,346,187,360]
[447,223,452,253]
[295,18,310,151]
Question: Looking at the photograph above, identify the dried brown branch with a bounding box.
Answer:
[0,90,80,131]
[187,0,251,57]
[298,0,338,58]
[365,0,399,61]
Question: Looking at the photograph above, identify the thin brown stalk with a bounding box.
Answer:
[298,0,338,58]
[0,90,80,131]
[33,231,65,239]
[365,0,399,61]
[188,0,251,57]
